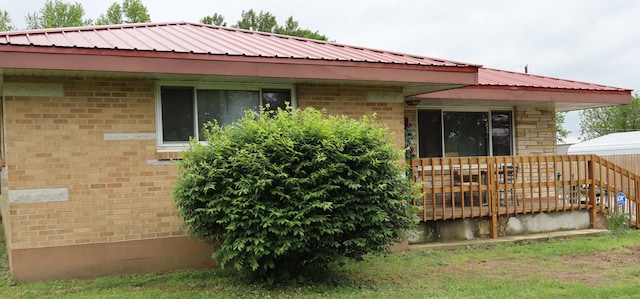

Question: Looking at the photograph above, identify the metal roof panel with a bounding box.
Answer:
[479,68,628,91]
[0,22,477,68]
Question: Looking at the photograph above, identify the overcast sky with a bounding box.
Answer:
[3,0,639,141]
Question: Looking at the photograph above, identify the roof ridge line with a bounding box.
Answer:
[0,21,193,36]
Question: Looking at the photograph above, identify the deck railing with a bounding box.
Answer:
[410,154,639,237]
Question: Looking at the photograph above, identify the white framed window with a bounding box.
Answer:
[417,108,514,158]
[156,82,296,147]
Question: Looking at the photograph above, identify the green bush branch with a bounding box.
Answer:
[173,107,418,283]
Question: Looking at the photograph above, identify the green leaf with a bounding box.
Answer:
[173,107,416,283]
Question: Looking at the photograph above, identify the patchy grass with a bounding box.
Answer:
[0,227,639,298]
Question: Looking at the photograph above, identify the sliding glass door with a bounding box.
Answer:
[417,109,513,158]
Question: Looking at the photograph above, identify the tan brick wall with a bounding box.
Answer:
[514,106,556,155]
[2,76,185,249]
[297,83,406,152]
[2,78,408,251]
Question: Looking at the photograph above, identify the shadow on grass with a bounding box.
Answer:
[0,222,375,297]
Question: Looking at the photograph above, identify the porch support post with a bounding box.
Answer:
[488,161,499,238]
[490,214,499,238]
[587,157,597,228]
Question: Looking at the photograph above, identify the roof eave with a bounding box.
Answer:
[413,85,631,105]
[0,47,479,91]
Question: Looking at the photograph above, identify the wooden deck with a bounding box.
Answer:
[410,155,640,237]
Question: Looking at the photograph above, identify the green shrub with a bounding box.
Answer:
[173,107,417,282]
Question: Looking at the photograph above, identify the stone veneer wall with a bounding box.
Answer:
[514,106,557,155]
[404,107,418,159]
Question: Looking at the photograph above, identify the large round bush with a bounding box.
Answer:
[173,107,416,281]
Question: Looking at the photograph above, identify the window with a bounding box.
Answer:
[158,84,293,146]
[417,109,513,157]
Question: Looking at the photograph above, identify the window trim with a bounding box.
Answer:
[155,82,297,149]
[415,107,515,158]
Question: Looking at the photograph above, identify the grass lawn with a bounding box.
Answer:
[1,226,640,298]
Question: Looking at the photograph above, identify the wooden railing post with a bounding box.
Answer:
[488,158,498,238]
[635,177,640,228]
[587,156,597,228]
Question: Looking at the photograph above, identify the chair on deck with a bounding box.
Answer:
[453,168,486,206]
[498,164,519,206]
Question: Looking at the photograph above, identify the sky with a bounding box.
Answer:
[3,0,639,143]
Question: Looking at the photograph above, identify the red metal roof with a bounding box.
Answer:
[412,67,632,111]
[0,22,477,69]
[479,67,629,91]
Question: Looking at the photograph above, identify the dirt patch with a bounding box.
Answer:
[441,246,640,286]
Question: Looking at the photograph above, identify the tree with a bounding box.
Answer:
[274,16,328,40]
[580,94,640,140]
[26,0,92,29]
[0,10,17,31]
[173,107,417,282]
[96,0,150,25]
[228,10,328,40]
[233,9,277,32]
[121,0,150,23]
[201,10,329,40]
[200,13,226,26]
[96,3,122,25]
[556,112,570,142]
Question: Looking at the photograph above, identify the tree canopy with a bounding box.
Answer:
[7,5,328,41]
[95,0,151,25]
[273,16,328,40]
[26,0,92,29]
[0,10,17,31]
[201,9,328,41]
[200,13,226,26]
[23,0,150,29]
[556,112,570,143]
[234,9,277,32]
[579,94,640,140]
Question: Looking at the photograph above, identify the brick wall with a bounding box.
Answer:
[297,83,406,151]
[2,76,185,249]
[1,78,408,251]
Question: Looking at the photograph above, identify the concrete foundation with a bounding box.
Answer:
[409,210,609,244]
[9,236,216,282]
